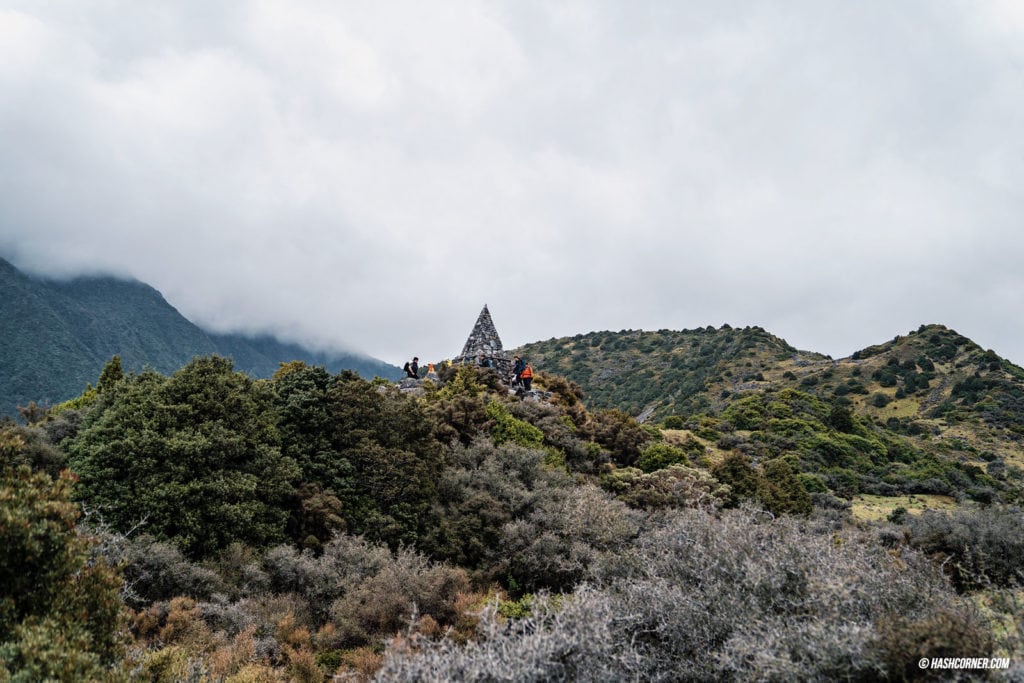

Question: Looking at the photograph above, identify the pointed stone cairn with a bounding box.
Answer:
[459,305,511,377]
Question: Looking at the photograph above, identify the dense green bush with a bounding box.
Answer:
[272,362,444,549]
[68,358,298,558]
[0,467,127,680]
[635,442,689,473]
[871,392,893,408]
[579,409,654,466]
[662,415,685,429]
[485,400,544,449]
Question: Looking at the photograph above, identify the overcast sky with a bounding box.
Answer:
[2,2,1023,367]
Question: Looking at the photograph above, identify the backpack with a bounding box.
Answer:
[521,364,533,379]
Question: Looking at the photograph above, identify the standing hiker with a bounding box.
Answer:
[511,355,526,390]
[520,362,534,391]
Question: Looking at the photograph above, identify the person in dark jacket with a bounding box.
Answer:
[404,357,419,379]
[511,355,525,390]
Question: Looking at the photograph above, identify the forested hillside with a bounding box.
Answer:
[2,354,1021,679]
[0,257,400,414]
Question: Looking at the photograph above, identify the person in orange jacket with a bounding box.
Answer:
[520,362,534,391]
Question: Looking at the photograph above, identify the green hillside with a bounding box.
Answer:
[0,257,400,414]
[518,324,805,420]
[518,323,1024,504]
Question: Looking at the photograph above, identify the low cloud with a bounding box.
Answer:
[1,1,1022,365]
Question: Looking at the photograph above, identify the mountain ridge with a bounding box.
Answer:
[0,257,401,414]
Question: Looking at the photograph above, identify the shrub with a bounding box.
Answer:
[263,535,391,624]
[873,608,993,681]
[635,442,689,473]
[329,547,470,646]
[662,415,685,430]
[579,410,654,467]
[68,359,299,558]
[263,534,469,647]
[0,467,127,679]
[870,392,893,408]
[497,485,641,593]
[711,452,760,507]
[903,506,1024,590]
[379,508,979,681]
[602,465,729,511]
[485,401,544,449]
[424,439,571,569]
[120,535,223,608]
[376,588,633,682]
[759,458,812,515]
[0,423,65,477]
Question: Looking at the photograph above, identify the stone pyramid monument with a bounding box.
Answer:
[459,305,510,373]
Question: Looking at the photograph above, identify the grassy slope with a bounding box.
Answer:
[517,323,1024,505]
[519,325,803,420]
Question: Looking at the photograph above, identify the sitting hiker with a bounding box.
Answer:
[478,353,492,368]
[404,357,420,379]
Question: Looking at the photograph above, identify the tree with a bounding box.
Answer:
[0,467,127,679]
[273,366,443,549]
[68,357,299,558]
[97,356,124,394]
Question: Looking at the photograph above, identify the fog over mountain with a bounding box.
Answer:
[1,2,1022,365]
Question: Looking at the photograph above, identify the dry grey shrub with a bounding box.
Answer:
[374,588,644,683]
[496,484,642,592]
[196,594,254,636]
[264,533,468,647]
[118,534,223,607]
[602,463,730,511]
[263,534,393,623]
[379,507,989,682]
[903,505,1024,590]
[329,546,469,646]
[427,438,575,571]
